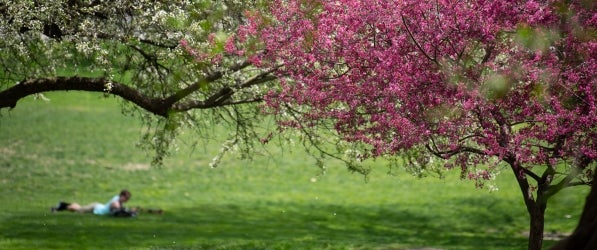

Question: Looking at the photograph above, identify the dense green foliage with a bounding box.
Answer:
[0,92,588,249]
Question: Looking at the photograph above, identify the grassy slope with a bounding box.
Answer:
[0,92,588,249]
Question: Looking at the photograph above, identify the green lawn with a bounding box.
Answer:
[0,92,588,249]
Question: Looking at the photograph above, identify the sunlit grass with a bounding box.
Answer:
[0,92,588,249]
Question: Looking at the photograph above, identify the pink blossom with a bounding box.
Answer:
[243,0,596,193]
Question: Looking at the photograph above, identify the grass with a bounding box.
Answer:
[0,92,589,249]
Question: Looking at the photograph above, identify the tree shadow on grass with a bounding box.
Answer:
[1,201,528,249]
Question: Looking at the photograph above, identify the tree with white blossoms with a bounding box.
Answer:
[0,0,277,164]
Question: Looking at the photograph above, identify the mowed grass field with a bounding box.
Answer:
[0,92,589,249]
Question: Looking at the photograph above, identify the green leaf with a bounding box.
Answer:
[165,16,186,30]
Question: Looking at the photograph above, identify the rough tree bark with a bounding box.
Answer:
[0,77,171,116]
[550,169,597,250]
[528,201,547,250]
[514,172,547,250]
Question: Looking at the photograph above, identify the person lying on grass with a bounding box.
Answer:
[51,189,135,216]
[51,189,163,217]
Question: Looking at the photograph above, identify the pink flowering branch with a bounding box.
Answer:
[401,14,437,64]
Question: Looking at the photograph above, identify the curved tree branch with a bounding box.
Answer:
[0,77,172,117]
[163,61,252,107]
[401,14,437,64]
[172,66,278,112]
[424,143,486,159]
[172,74,276,112]
[0,68,278,117]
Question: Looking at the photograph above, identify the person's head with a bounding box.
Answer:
[119,189,132,203]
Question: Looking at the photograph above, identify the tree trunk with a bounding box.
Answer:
[509,160,547,250]
[550,170,597,250]
[528,203,546,250]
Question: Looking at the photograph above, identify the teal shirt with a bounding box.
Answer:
[93,195,120,215]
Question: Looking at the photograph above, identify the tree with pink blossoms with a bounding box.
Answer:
[241,0,596,249]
